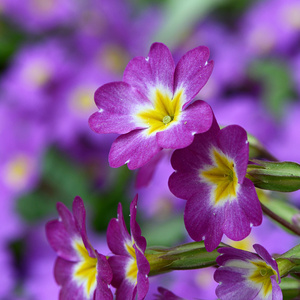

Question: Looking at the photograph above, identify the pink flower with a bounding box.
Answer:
[89,42,214,169]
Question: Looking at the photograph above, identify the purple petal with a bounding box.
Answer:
[270,275,283,300]
[135,150,166,188]
[222,200,252,241]
[238,179,262,227]
[217,247,259,265]
[184,190,223,251]
[115,278,136,300]
[107,203,131,256]
[72,196,95,258]
[89,82,149,134]
[130,195,147,252]
[134,244,150,300]
[214,267,260,300]
[54,257,74,286]
[123,43,175,100]
[253,244,280,283]
[46,220,79,262]
[108,129,162,170]
[217,125,249,182]
[156,100,214,149]
[108,255,130,288]
[174,46,213,106]
[95,252,113,300]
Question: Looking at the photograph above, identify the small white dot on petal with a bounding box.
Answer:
[125,159,130,164]
[250,223,253,228]
[245,140,249,144]
[205,61,208,66]
[145,57,149,62]
[99,108,104,113]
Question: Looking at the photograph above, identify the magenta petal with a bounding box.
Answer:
[253,244,280,282]
[109,129,162,170]
[89,82,149,134]
[217,125,249,182]
[222,200,252,241]
[156,100,214,149]
[107,203,131,256]
[46,220,79,261]
[54,257,74,286]
[123,43,175,99]
[108,255,130,288]
[95,252,113,300]
[72,196,95,258]
[134,244,150,300]
[184,190,223,251]
[115,277,136,300]
[174,46,213,106]
[214,268,260,300]
[238,179,262,227]
[270,275,283,300]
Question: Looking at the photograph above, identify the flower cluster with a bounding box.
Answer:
[45,42,300,300]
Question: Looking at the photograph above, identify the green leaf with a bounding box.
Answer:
[248,59,296,120]
[153,0,225,48]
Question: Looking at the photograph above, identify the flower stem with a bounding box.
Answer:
[260,202,300,236]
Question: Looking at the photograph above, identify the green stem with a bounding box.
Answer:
[260,202,300,236]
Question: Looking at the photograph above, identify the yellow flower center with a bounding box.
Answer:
[248,261,277,297]
[5,154,33,188]
[201,148,238,205]
[73,241,97,298]
[136,89,183,135]
[70,86,95,114]
[125,243,138,284]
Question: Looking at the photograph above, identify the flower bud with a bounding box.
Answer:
[247,159,300,192]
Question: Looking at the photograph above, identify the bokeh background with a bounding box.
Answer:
[1,0,300,299]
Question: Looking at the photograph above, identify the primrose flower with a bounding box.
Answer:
[89,42,214,169]
[46,196,113,300]
[107,195,150,300]
[214,244,282,300]
[168,122,262,251]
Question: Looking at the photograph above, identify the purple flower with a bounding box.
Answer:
[169,122,262,251]
[214,244,282,300]
[89,42,214,169]
[107,195,150,300]
[46,196,113,300]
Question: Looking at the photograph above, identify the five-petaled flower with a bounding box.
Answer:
[107,195,150,300]
[168,121,262,251]
[46,196,113,300]
[89,42,214,170]
[214,244,282,300]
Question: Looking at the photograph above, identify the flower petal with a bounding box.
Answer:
[89,82,149,134]
[174,46,213,106]
[109,129,162,170]
[107,203,131,256]
[156,100,214,149]
[123,42,175,100]
[216,125,249,182]
[73,196,95,258]
[238,179,262,227]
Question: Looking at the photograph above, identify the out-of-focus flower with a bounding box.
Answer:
[241,0,300,56]
[0,40,73,117]
[214,244,282,300]
[107,195,150,300]
[169,122,262,251]
[1,0,79,33]
[46,196,113,300]
[89,42,214,169]
[154,287,185,300]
